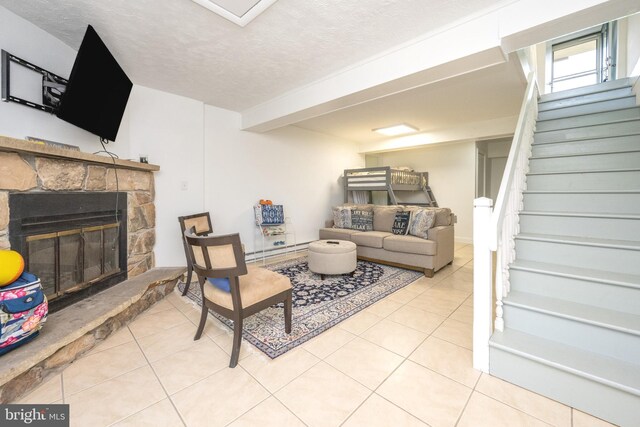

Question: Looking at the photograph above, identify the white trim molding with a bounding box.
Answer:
[190,0,278,27]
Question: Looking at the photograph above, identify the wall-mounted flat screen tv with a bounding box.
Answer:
[56,25,132,142]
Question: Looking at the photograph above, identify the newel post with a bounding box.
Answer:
[473,197,493,372]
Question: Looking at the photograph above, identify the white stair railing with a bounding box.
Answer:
[473,72,539,372]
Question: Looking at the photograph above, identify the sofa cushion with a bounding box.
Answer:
[350,208,374,231]
[404,206,452,226]
[383,234,437,255]
[351,231,393,249]
[319,227,361,241]
[373,206,401,232]
[430,207,452,226]
[391,211,411,235]
[408,209,436,239]
[332,206,352,229]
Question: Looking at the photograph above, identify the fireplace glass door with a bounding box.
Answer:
[26,223,121,300]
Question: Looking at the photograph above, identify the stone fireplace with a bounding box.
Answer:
[0,135,187,404]
[8,192,128,311]
[0,136,158,309]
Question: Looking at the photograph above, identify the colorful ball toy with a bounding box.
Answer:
[0,250,25,287]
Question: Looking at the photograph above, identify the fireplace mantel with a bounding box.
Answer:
[0,135,159,172]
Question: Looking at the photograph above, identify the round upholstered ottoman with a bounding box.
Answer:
[308,240,357,279]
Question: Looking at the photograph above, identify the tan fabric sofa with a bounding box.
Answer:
[319,205,455,277]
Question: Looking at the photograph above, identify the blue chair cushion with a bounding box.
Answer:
[207,277,230,292]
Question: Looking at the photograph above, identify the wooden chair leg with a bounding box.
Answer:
[194,301,207,341]
[229,316,243,368]
[284,292,292,334]
[182,266,193,296]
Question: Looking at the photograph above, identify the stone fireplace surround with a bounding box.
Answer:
[0,135,185,403]
[0,135,157,276]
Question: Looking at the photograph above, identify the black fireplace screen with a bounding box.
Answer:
[26,223,120,298]
[9,192,127,310]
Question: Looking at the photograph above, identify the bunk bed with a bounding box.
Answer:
[343,166,438,206]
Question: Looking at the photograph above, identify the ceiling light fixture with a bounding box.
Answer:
[373,123,419,136]
[190,0,278,27]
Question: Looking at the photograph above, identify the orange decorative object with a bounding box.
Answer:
[0,250,25,287]
[259,199,273,205]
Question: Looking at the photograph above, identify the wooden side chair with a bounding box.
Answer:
[184,230,293,368]
[178,212,213,295]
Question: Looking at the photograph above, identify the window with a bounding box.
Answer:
[549,24,615,93]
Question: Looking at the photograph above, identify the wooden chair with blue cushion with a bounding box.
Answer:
[184,230,293,368]
[178,212,214,296]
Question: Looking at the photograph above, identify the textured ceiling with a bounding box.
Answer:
[0,0,508,112]
[294,55,526,143]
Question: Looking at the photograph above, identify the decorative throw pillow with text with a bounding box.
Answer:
[392,211,411,235]
[351,208,374,231]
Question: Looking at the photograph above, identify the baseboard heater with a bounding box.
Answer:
[245,241,311,262]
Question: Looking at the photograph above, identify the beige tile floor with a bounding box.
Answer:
[16,244,616,427]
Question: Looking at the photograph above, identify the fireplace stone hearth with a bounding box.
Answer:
[0,267,185,404]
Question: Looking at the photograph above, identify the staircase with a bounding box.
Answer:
[488,78,640,427]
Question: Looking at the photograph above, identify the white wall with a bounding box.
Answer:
[487,138,511,158]
[475,141,488,198]
[372,141,476,243]
[124,93,363,266]
[485,138,511,202]
[627,13,640,76]
[489,157,508,202]
[124,86,206,267]
[0,6,130,156]
[126,91,364,266]
[204,105,364,254]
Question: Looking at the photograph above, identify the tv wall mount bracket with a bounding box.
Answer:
[1,49,68,114]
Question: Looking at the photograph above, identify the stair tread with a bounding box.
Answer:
[520,211,640,220]
[533,133,640,146]
[516,233,640,250]
[490,329,640,394]
[535,118,640,135]
[505,291,640,335]
[532,134,640,147]
[537,106,640,124]
[539,79,632,103]
[524,190,640,194]
[538,95,637,113]
[510,260,640,289]
[531,148,640,160]
[527,167,640,175]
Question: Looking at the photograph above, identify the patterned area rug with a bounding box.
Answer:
[178,256,422,358]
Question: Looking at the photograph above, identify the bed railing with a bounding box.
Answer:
[344,167,390,193]
[343,167,426,203]
[472,72,539,372]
